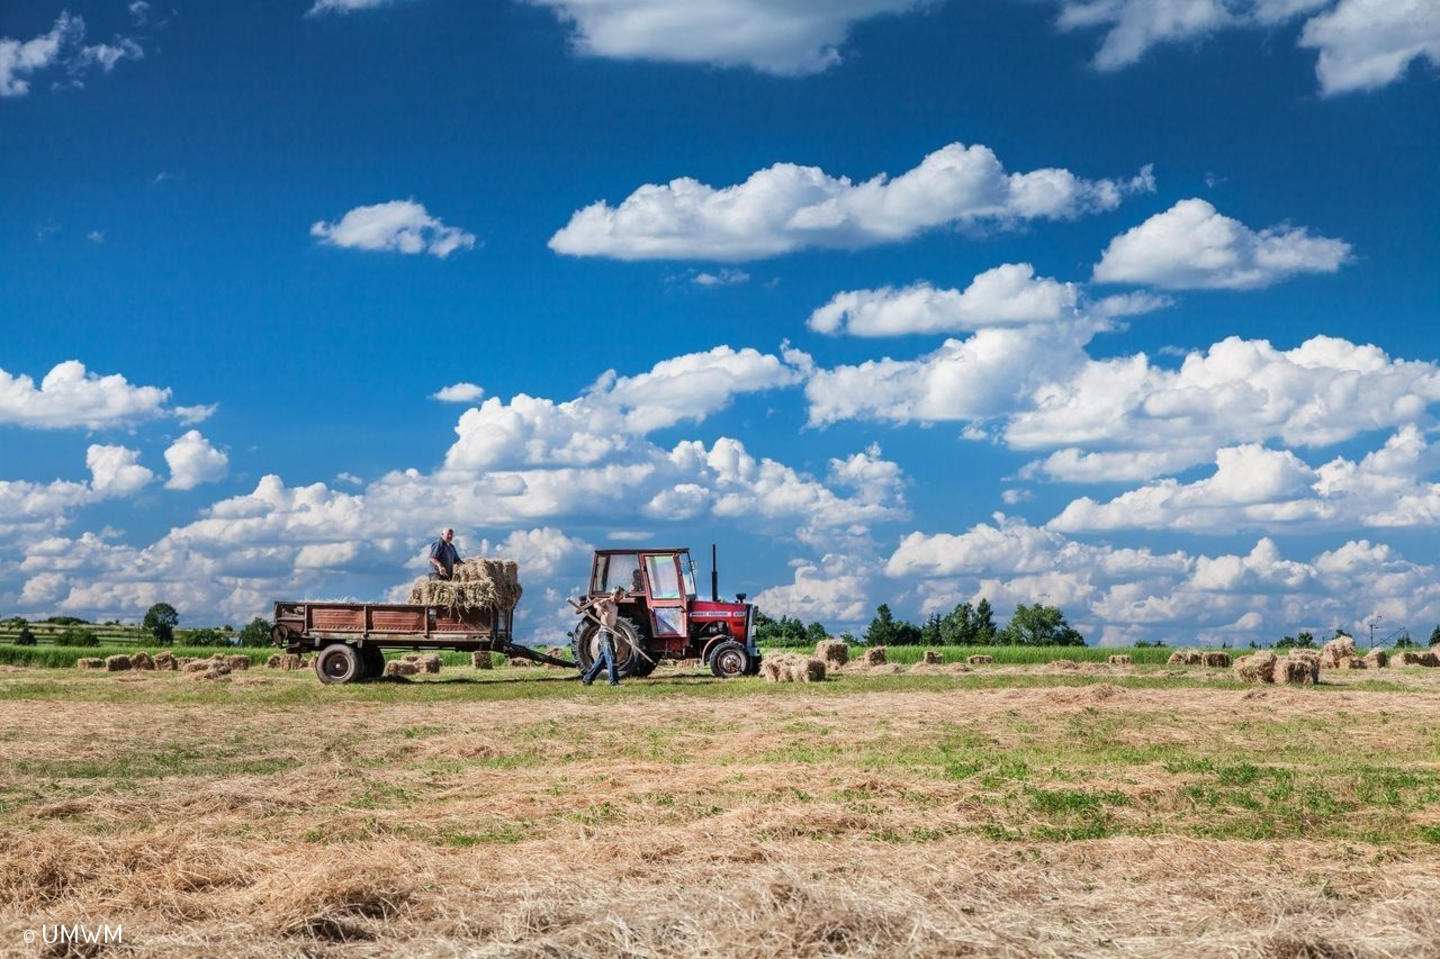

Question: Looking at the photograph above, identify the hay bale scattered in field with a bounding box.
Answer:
[922,650,942,665]
[967,655,993,665]
[406,558,522,612]
[471,650,493,670]
[1234,651,1278,684]
[417,654,442,674]
[761,653,827,683]
[283,654,309,670]
[181,660,210,674]
[105,655,131,672]
[1087,683,1124,701]
[153,650,176,670]
[185,661,232,681]
[1319,635,1356,669]
[1201,652,1232,668]
[1393,650,1439,667]
[130,650,155,670]
[946,663,973,673]
[815,639,849,667]
[1279,655,1319,685]
[225,655,251,671]
[176,656,198,667]
[266,654,283,669]
[76,657,105,669]
[384,660,419,677]
[1362,648,1388,668]
[861,647,887,667]
[1168,650,1205,665]
[1107,654,1131,665]
[508,656,533,668]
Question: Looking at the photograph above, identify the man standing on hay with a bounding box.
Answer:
[428,527,460,581]
[577,586,624,687]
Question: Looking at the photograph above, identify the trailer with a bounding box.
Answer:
[270,600,573,684]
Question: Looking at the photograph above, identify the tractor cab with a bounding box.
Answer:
[578,547,759,678]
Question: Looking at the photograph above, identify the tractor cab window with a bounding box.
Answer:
[645,554,682,600]
[594,553,641,594]
[680,553,697,598]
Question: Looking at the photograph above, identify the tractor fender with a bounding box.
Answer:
[699,630,735,665]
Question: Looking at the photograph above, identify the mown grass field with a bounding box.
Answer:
[1,658,1437,956]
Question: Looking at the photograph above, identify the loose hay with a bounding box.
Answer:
[75,658,105,669]
[1107,654,1131,665]
[1201,652,1232,668]
[1234,651,1278,684]
[967,655,993,665]
[384,661,420,678]
[815,640,849,668]
[861,647,887,667]
[105,655,131,672]
[922,650,942,665]
[405,558,522,612]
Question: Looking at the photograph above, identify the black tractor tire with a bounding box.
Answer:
[573,615,651,679]
[315,643,364,685]
[359,644,386,680]
[709,640,750,679]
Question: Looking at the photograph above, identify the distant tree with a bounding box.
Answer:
[1275,635,1296,650]
[1,616,26,628]
[866,604,921,646]
[1134,639,1168,648]
[805,621,829,644]
[188,628,223,647]
[143,603,179,644]
[839,632,855,644]
[998,604,1085,646]
[1332,628,1352,640]
[44,616,90,626]
[15,628,37,646]
[239,618,272,648]
[1295,631,1315,648]
[1393,633,1418,649]
[920,612,943,647]
[56,627,98,647]
[1429,625,1440,647]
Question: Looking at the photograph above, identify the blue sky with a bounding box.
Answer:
[2,0,1437,643]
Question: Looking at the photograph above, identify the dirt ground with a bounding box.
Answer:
[1,666,1438,957]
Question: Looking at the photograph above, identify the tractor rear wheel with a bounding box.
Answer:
[315,643,363,685]
[709,640,750,679]
[573,616,651,679]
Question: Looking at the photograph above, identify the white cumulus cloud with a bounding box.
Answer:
[1300,0,1440,94]
[549,143,1154,261]
[0,360,201,430]
[525,0,929,75]
[1093,199,1351,290]
[431,382,485,403]
[311,200,476,258]
[0,12,143,98]
[86,444,155,496]
[164,431,230,491]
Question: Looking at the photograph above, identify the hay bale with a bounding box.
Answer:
[1233,651,1277,684]
[182,660,210,674]
[815,639,849,667]
[130,650,155,671]
[761,653,826,683]
[283,654,309,670]
[1392,650,1439,667]
[471,650,493,670]
[1319,635,1357,668]
[225,655,251,671]
[153,650,176,670]
[1107,654,1131,665]
[966,655,993,665]
[1279,656,1319,685]
[507,656,533,668]
[76,657,105,669]
[922,649,942,665]
[417,654,442,674]
[1362,648,1388,668]
[1201,651,1232,668]
[105,655,131,672]
[406,558,523,612]
[384,660,420,677]
[861,647,887,667]
[176,656,199,667]
[266,654,283,669]
[1166,651,1186,665]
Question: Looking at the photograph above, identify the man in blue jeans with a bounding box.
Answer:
[579,587,624,686]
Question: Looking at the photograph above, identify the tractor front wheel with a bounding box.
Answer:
[709,640,750,679]
[315,643,363,685]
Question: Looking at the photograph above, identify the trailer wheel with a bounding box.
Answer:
[359,644,386,680]
[573,615,651,679]
[315,643,363,685]
[709,641,750,679]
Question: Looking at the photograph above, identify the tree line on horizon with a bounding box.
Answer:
[756,599,1085,648]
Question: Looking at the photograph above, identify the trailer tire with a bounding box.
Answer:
[315,643,363,685]
[709,641,750,679]
[359,644,386,680]
[573,615,650,679]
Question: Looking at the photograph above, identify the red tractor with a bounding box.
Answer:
[572,547,761,679]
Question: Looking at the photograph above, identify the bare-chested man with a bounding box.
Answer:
[578,586,624,686]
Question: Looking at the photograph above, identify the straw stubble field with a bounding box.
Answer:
[1,663,1438,957]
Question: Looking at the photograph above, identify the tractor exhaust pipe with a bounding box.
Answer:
[711,543,719,602]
